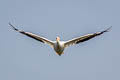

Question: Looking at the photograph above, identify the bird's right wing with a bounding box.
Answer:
[9,23,54,47]
[64,27,112,48]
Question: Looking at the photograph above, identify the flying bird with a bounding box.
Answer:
[9,23,111,56]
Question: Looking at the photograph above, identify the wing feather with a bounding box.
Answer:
[9,23,54,47]
[64,27,111,47]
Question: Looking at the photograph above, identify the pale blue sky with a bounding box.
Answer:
[0,0,120,80]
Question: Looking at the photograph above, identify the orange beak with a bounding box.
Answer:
[56,37,60,42]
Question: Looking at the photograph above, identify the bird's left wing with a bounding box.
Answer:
[9,23,54,47]
[64,27,111,48]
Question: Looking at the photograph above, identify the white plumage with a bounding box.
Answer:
[9,23,111,56]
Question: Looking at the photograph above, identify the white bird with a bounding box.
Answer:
[9,23,111,56]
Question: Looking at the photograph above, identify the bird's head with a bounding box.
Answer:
[56,36,60,42]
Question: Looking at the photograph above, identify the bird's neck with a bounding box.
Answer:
[57,41,60,45]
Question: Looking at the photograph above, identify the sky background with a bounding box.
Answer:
[0,0,120,80]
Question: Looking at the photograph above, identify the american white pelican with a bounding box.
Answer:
[9,23,111,56]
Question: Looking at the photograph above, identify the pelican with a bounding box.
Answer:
[9,23,111,56]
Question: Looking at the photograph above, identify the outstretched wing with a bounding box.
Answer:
[64,27,111,47]
[9,23,54,47]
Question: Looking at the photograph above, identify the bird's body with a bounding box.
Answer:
[9,23,111,56]
[53,41,65,56]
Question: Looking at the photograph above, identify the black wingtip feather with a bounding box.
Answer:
[103,26,112,32]
[9,22,19,31]
[100,26,112,34]
[76,26,112,44]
